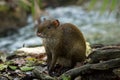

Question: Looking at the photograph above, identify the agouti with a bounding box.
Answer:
[36,19,86,76]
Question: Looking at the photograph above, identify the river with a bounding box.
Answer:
[0,6,120,52]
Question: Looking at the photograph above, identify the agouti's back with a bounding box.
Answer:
[57,23,86,66]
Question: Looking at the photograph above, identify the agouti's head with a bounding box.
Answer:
[36,19,60,38]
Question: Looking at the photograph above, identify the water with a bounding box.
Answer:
[0,6,119,52]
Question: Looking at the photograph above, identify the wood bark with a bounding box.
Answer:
[88,46,120,63]
[61,58,120,80]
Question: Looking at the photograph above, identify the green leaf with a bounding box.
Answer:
[88,0,97,11]
[100,0,109,14]
[31,0,35,16]
[0,64,8,71]
[0,5,9,11]
[9,65,17,70]
[38,0,42,8]
[61,74,71,80]
[5,61,14,65]
[110,0,117,11]
[19,0,30,11]
[0,53,7,62]
[20,66,34,71]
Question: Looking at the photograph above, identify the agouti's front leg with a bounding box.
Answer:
[49,54,57,74]
[46,49,52,71]
[47,53,52,70]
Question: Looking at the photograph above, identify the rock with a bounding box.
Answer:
[15,46,47,61]
[0,0,28,37]
[15,46,46,55]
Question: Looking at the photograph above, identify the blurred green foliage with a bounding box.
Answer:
[88,0,119,13]
[0,5,9,11]
[0,0,119,16]
[19,0,42,17]
[19,1,30,11]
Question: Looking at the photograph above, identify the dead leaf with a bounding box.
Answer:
[13,58,26,66]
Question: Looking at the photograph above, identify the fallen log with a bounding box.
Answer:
[88,46,120,63]
[61,58,120,80]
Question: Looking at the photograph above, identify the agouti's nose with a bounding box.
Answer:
[37,33,43,37]
[37,32,42,37]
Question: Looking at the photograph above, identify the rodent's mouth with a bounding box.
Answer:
[37,33,52,38]
[37,33,45,38]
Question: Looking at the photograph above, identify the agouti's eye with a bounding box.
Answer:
[48,26,51,29]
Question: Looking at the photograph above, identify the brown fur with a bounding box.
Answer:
[37,19,86,74]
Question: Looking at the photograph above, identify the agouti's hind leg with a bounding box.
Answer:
[54,64,72,76]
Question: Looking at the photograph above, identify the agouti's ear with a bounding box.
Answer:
[43,18,46,21]
[52,20,60,27]
[34,19,41,31]
[38,18,41,24]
